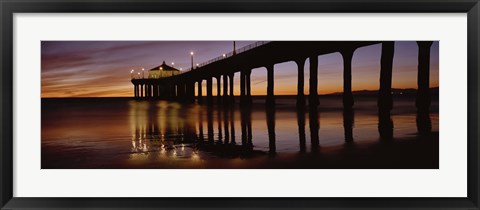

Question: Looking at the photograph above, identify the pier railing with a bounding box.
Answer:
[131,41,270,80]
[182,41,270,73]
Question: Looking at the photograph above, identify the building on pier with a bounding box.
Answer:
[148,61,181,78]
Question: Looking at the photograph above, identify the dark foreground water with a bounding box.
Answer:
[42,96,438,169]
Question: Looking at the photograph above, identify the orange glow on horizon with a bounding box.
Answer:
[41,41,439,98]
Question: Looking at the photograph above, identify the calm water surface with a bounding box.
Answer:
[42,96,439,169]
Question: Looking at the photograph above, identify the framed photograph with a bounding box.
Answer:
[1,0,479,209]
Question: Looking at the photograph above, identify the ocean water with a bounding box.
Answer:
[41,95,439,169]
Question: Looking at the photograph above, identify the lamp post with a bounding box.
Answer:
[130,69,134,79]
[142,68,145,79]
[171,62,175,67]
[233,41,236,55]
[137,72,140,79]
[190,51,194,70]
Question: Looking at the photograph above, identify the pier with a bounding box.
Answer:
[131,41,434,114]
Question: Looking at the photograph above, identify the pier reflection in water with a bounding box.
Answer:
[41,96,438,169]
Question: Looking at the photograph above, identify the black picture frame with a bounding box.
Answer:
[1,0,479,209]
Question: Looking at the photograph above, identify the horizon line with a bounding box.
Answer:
[41,87,439,99]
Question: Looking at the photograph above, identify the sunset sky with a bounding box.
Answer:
[41,41,439,98]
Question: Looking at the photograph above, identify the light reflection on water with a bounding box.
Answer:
[41,96,438,169]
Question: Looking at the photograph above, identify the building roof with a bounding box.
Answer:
[149,61,180,71]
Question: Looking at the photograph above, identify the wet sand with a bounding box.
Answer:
[42,132,438,169]
[41,96,439,169]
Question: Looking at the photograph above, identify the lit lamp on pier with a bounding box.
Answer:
[223,54,226,58]
[130,69,134,79]
[137,72,140,79]
[190,51,194,70]
[171,62,175,67]
[142,68,145,79]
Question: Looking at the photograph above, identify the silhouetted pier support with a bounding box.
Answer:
[186,81,195,103]
[223,74,229,104]
[173,84,178,99]
[153,84,157,98]
[240,70,246,103]
[177,83,186,101]
[158,84,162,99]
[216,76,222,104]
[148,84,151,98]
[266,64,275,105]
[153,84,158,99]
[171,84,176,98]
[152,84,156,98]
[309,56,319,106]
[197,80,203,104]
[159,85,163,99]
[176,83,180,99]
[296,59,306,107]
[206,77,213,104]
[159,84,165,99]
[416,41,433,113]
[149,84,154,98]
[159,84,163,99]
[229,73,234,103]
[145,84,150,98]
[240,69,253,105]
[245,69,252,104]
[378,42,395,110]
[377,42,395,139]
[169,83,175,99]
[137,85,140,98]
[416,41,434,134]
[149,84,153,98]
[341,48,354,108]
[181,83,187,100]
[133,84,138,98]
